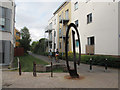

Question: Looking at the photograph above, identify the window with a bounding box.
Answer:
[59,42,61,49]
[54,43,56,49]
[49,33,52,41]
[66,25,68,32]
[16,40,19,42]
[54,19,56,25]
[74,2,78,10]
[87,13,92,24]
[76,40,79,47]
[59,28,61,36]
[65,9,69,20]
[87,36,94,45]
[59,15,61,22]
[49,22,52,29]
[50,43,52,48]
[75,20,78,27]
[54,31,56,37]
[0,6,12,32]
[16,32,19,36]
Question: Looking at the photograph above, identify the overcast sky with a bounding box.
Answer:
[15,0,65,42]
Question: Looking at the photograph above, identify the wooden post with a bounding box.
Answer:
[105,58,107,71]
[33,61,37,77]
[51,62,53,77]
[19,61,21,76]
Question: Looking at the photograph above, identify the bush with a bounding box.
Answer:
[58,51,120,68]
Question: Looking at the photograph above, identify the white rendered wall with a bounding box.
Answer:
[71,1,119,55]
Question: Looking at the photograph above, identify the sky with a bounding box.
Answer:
[15,0,65,42]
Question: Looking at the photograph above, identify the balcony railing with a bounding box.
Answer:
[45,26,54,33]
[59,18,69,25]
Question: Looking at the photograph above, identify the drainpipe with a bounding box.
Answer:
[61,12,64,60]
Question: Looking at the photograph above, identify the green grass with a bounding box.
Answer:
[13,54,49,72]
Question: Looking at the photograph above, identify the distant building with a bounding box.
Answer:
[0,0,15,65]
[14,29,20,47]
[45,14,58,52]
[54,1,72,52]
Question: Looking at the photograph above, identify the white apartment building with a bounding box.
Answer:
[71,0,120,56]
[45,14,58,52]
[0,0,15,65]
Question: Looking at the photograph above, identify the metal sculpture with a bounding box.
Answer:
[65,23,81,78]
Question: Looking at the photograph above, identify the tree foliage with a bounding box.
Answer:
[31,38,48,54]
[19,27,31,53]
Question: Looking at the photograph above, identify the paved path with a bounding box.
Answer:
[1,53,119,88]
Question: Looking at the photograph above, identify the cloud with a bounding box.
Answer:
[15,1,62,42]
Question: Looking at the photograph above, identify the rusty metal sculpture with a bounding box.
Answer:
[65,23,81,78]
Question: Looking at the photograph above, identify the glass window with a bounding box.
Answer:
[59,28,61,36]
[74,2,78,10]
[87,13,92,24]
[66,25,68,32]
[54,31,56,37]
[59,42,61,49]
[65,9,69,20]
[16,32,20,36]
[49,33,52,41]
[49,22,52,30]
[76,40,79,47]
[75,20,78,27]
[0,18,5,25]
[0,7,12,32]
[54,19,56,25]
[87,36,94,45]
[59,15,61,21]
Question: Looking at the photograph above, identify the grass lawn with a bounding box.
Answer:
[13,54,66,72]
[13,54,49,72]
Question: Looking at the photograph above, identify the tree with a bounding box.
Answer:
[19,27,31,53]
[31,38,48,54]
[31,41,39,52]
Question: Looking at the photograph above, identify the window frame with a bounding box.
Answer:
[75,20,78,27]
[87,36,94,45]
[87,13,92,24]
[74,2,78,11]
[65,9,69,20]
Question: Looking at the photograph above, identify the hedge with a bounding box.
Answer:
[33,51,120,68]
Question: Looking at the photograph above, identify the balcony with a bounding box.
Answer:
[45,26,54,33]
[48,39,52,43]
[86,45,94,55]
[59,19,69,25]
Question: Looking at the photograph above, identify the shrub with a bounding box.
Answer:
[59,52,120,68]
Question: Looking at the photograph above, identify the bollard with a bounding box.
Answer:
[33,61,37,77]
[51,62,53,77]
[19,61,21,76]
[90,58,92,71]
[105,58,108,71]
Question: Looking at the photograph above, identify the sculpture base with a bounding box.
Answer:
[64,75,85,80]
[69,69,79,78]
